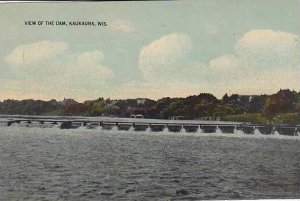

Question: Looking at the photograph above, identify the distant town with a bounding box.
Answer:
[0,89,299,125]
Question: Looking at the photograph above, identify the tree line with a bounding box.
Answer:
[0,89,299,124]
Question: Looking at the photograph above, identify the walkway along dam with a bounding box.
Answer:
[0,115,299,136]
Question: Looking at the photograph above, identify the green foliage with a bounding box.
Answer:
[263,89,298,120]
[248,95,267,112]
[0,89,299,125]
[272,113,300,125]
[223,112,300,125]
[222,113,269,124]
[213,104,247,117]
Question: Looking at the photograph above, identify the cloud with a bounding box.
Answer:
[1,41,114,101]
[2,29,299,101]
[235,29,300,69]
[109,19,135,35]
[210,30,300,71]
[134,30,300,99]
[138,33,194,85]
[5,40,69,65]
[207,29,300,95]
[128,33,214,99]
[209,54,240,70]
[66,50,114,89]
[75,50,113,78]
[139,33,192,73]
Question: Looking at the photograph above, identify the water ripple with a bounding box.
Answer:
[0,127,300,200]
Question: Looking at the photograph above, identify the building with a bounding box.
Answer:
[131,114,144,119]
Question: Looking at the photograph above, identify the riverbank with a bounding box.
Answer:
[222,112,300,125]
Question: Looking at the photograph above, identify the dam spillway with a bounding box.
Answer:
[0,115,299,136]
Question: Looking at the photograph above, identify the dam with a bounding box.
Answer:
[0,115,299,136]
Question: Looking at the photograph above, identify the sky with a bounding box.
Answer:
[0,0,299,101]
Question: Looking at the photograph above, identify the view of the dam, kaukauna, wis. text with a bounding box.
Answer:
[0,1,300,200]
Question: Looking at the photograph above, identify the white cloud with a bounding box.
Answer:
[66,50,114,89]
[139,33,192,73]
[2,29,299,101]
[5,40,69,65]
[75,50,113,79]
[109,19,135,35]
[1,42,114,101]
[207,29,300,95]
[210,29,300,71]
[235,29,300,69]
[128,33,212,99]
[209,54,240,70]
[138,33,195,87]
[236,29,299,53]
[134,30,300,99]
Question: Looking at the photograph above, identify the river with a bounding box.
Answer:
[0,126,300,200]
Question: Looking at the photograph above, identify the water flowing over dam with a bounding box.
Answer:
[0,115,299,136]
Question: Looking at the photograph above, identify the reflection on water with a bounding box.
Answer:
[0,127,300,200]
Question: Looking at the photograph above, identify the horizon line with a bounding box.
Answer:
[1,88,298,103]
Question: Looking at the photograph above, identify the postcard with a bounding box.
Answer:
[0,1,299,200]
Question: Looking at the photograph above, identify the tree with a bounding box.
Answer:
[222,93,229,104]
[263,89,298,122]
[248,95,267,113]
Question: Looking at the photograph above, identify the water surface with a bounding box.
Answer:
[0,127,300,200]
